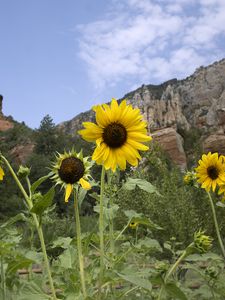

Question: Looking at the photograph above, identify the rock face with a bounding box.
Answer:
[58,58,225,169]
[10,143,35,165]
[0,95,14,132]
[152,128,187,170]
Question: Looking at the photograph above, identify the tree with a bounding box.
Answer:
[34,115,58,156]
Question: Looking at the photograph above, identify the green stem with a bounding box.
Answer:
[74,190,87,299]
[107,171,115,255]
[207,192,225,258]
[35,219,57,300]
[1,155,57,300]
[1,257,6,300]
[135,226,138,245]
[99,166,106,294]
[115,222,130,241]
[158,250,187,300]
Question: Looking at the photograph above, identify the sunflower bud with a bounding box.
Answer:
[183,171,197,186]
[193,230,213,254]
[17,165,30,177]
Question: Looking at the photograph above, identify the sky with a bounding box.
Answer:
[0,0,225,129]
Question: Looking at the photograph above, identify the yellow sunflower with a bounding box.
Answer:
[195,152,225,192]
[0,166,4,181]
[50,150,92,202]
[78,98,152,172]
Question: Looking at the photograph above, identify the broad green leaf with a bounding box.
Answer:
[0,213,27,229]
[130,216,163,230]
[124,209,141,219]
[31,174,51,193]
[117,272,152,291]
[6,255,33,275]
[165,282,188,300]
[123,178,161,195]
[17,281,49,300]
[78,188,87,207]
[94,204,119,220]
[31,187,55,215]
[135,237,162,252]
[124,210,163,230]
[51,237,72,249]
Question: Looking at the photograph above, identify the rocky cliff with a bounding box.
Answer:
[58,58,225,169]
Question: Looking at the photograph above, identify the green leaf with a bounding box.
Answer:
[51,237,72,249]
[30,187,55,215]
[78,187,87,207]
[0,213,27,229]
[6,255,33,275]
[94,204,119,221]
[165,282,188,300]
[117,272,152,291]
[123,178,161,195]
[17,281,49,300]
[31,174,51,193]
[135,237,162,252]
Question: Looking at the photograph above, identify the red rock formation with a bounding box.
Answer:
[10,143,35,165]
[152,127,187,170]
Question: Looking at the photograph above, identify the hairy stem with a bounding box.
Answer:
[74,190,87,298]
[207,192,225,258]
[99,166,106,295]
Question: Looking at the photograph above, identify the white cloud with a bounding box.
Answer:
[77,0,225,89]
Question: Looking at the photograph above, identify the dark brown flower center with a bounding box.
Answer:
[58,157,85,184]
[207,166,219,180]
[103,123,127,148]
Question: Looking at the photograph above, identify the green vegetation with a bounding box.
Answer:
[0,118,225,299]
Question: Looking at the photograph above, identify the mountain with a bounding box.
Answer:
[58,58,225,169]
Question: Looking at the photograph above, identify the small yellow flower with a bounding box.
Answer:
[129,221,139,229]
[78,98,152,172]
[0,166,4,181]
[50,150,92,202]
[195,152,225,192]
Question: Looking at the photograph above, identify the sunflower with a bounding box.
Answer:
[195,152,225,192]
[50,150,92,202]
[129,221,139,229]
[78,98,152,172]
[0,166,4,181]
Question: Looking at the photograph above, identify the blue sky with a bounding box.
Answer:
[0,0,225,129]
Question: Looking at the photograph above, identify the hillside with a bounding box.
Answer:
[58,58,225,169]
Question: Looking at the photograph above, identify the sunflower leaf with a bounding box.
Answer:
[30,187,55,215]
[117,272,152,291]
[123,178,161,196]
[31,174,51,193]
[164,282,188,300]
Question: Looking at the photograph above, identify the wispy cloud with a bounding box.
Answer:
[77,0,225,89]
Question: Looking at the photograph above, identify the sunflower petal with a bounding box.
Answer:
[0,166,4,181]
[65,184,73,202]
[79,178,91,190]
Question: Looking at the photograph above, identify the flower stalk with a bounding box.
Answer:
[99,166,106,293]
[207,192,225,258]
[74,190,87,298]
[0,155,57,300]
[107,171,115,255]
[157,250,187,300]
[1,257,6,300]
